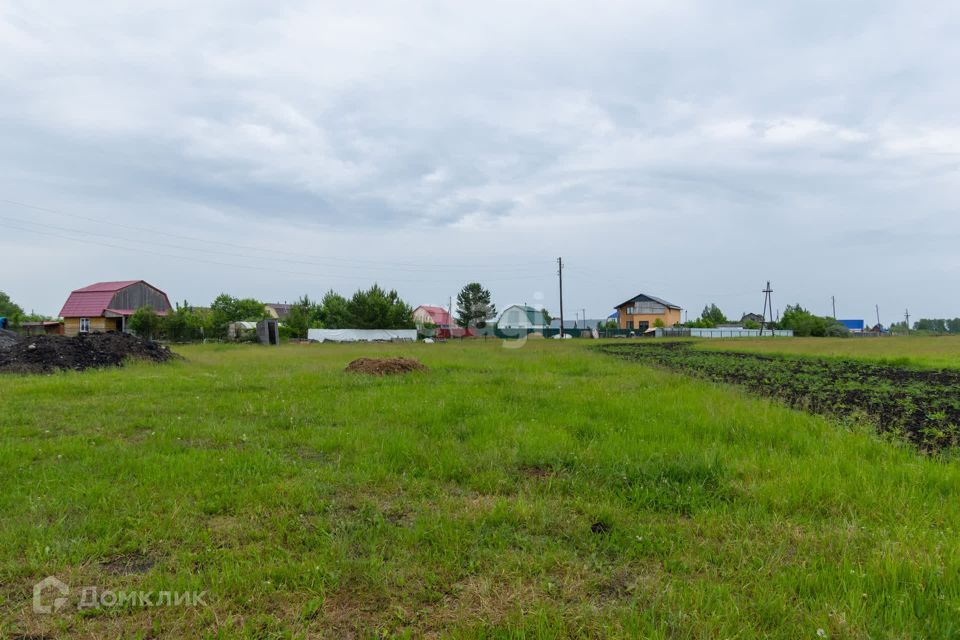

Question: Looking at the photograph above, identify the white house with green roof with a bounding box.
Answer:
[496,304,548,330]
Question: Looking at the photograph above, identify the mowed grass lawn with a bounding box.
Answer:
[2,340,960,638]
[702,335,960,369]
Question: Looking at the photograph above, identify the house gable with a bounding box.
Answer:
[498,305,546,328]
[107,282,171,314]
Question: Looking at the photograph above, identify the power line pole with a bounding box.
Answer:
[875,304,881,330]
[905,308,910,334]
[557,257,565,339]
[581,308,586,329]
[759,281,773,336]
[831,295,836,319]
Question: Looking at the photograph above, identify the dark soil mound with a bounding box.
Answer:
[0,332,178,374]
[0,329,17,349]
[345,357,427,376]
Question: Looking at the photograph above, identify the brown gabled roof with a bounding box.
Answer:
[615,293,681,310]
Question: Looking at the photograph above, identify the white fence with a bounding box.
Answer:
[655,328,794,338]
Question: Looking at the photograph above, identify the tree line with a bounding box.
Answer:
[131,281,501,341]
[1,281,504,341]
[681,302,852,337]
[0,291,53,327]
[127,284,417,341]
[889,318,960,334]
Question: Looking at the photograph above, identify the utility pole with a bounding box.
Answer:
[759,281,773,336]
[905,309,910,334]
[581,308,586,330]
[557,257,565,339]
[831,296,836,319]
[875,304,881,331]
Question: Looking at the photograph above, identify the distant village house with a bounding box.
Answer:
[497,305,548,330]
[413,305,476,338]
[264,303,293,321]
[413,305,452,330]
[59,280,171,337]
[613,294,682,332]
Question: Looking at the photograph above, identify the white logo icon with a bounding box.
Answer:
[33,576,69,614]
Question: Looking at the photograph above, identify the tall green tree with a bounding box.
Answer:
[318,290,351,329]
[286,294,320,338]
[0,291,24,324]
[207,294,269,337]
[456,283,496,328]
[345,284,414,329]
[700,303,727,326]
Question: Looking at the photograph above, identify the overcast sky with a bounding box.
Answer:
[2,1,958,323]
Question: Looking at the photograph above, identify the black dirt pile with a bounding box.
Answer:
[0,332,178,374]
[596,341,960,451]
[345,357,427,376]
[0,329,17,349]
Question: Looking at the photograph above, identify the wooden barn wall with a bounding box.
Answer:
[109,283,170,312]
[63,317,119,337]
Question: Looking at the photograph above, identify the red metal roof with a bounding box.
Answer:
[59,291,118,318]
[415,305,452,326]
[73,280,143,293]
[58,280,168,318]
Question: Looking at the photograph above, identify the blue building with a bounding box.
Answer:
[838,319,865,332]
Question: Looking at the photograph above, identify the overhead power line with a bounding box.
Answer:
[1,220,554,285]
[0,213,542,276]
[0,197,550,270]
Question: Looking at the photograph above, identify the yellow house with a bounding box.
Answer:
[59,280,172,337]
[614,294,682,332]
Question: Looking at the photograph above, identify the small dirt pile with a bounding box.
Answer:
[0,332,178,374]
[345,357,427,376]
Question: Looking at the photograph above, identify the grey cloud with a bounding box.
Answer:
[1,0,959,320]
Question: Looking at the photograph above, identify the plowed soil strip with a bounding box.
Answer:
[596,341,960,450]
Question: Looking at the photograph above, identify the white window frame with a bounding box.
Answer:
[79,317,90,333]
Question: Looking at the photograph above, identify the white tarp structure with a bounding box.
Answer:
[653,327,794,338]
[307,329,417,343]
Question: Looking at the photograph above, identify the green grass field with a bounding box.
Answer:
[2,340,960,638]
[702,335,960,369]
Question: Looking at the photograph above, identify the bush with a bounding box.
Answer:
[129,307,163,340]
[779,304,848,337]
[163,302,207,342]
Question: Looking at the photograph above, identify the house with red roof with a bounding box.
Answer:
[413,304,475,339]
[59,280,172,337]
[413,305,452,329]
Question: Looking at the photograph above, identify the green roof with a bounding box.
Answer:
[499,304,547,326]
